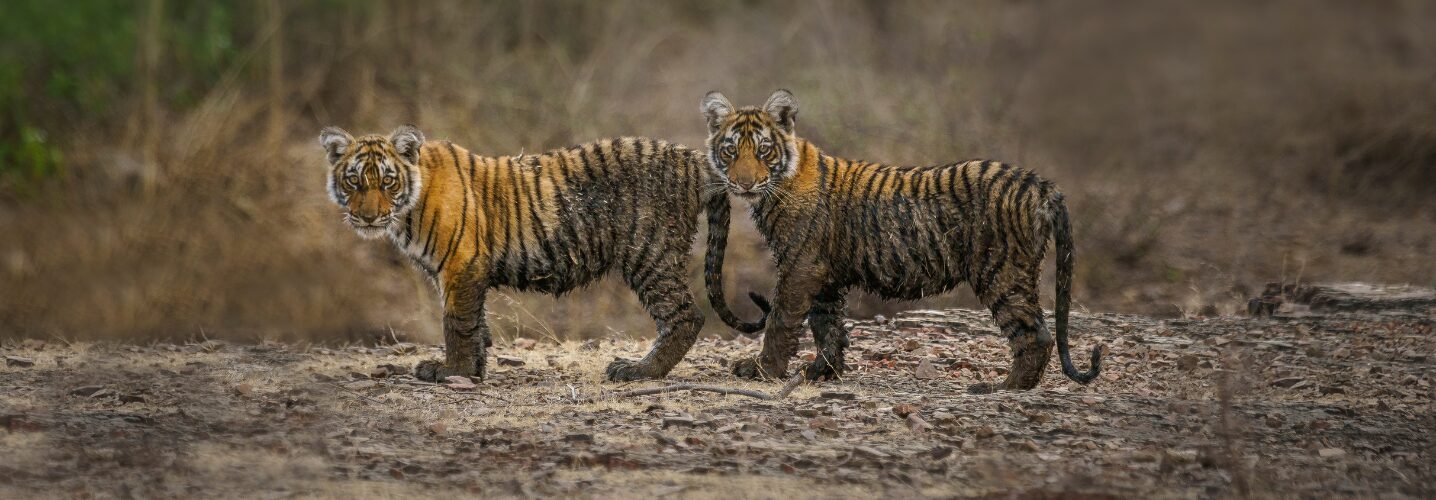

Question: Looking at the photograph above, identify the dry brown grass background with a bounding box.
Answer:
[2,0,1434,343]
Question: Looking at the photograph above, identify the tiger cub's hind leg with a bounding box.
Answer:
[968,265,1053,393]
[605,266,704,382]
[803,287,850,381]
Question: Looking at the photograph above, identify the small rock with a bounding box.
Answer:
[650,431,678,447]
[809,416,838,430]
[892,403,920,418]
[1176,354,1200,371]
[119,394,146,404]
[513,338,537,350]
[853,445,890,459]
[564,433,594,443]
[931,411,956,424]
[873,315,887,324]
[1318,448,1346,458]
[370,364,409,378]
[579,339,601,351]
[974,425,996,439]
[70,385,105,397]
[794,407,821,417]
[4,356,35,368]
[906,414,931,433]
[428,422,447,434]
[901,339,922,352]
[87,388,114,399]
[662,416,696,429]
[442,376,476,390]
[1018,440,1040,452]
[1271,377,1304,388]
[819,391,856,401]
[1319,385,1345,395]
[496,355,525,367]
[914,359,943,380]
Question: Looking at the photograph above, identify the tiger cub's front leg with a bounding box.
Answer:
[415,279,489,382]
[803,287,850,381]
[732,265,828,380]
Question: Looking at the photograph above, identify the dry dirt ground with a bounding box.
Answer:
[1,284,1432,498]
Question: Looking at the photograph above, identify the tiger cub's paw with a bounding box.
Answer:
[414,359,478,383]
[731,357,786,380]
[802,359,842,381]
[604,358,660,382]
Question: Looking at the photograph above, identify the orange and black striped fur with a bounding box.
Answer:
[701,90,1101,393]
[319,126,731,382]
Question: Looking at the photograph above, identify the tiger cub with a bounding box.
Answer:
[700,91,1101,393]
[319,126,732,382]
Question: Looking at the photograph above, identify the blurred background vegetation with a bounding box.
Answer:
[1,0,1433,343]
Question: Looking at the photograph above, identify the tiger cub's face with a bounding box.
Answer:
[318,125,425,239]
[701,89,800,200]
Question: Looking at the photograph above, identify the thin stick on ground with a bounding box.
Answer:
[573,373,805,403]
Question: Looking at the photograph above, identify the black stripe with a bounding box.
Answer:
[436,143,468,274]
[462,152,485,273]
[527,157,559,274]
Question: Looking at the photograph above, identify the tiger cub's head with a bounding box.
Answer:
[318,125,425,239]
[701,89,799,200]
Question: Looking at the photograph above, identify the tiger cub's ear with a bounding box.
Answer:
[319,126,353,165]
[701,91,734,132]
[390,125,426,166]
[763,89,798,133]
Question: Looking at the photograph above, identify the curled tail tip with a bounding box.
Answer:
[1067,345,1104,384]
[747,292,772,314]
[731,291,771,334]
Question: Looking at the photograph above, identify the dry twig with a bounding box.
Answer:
[573,373,805,403]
